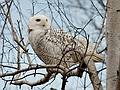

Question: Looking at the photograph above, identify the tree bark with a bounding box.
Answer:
[106,0,120,90]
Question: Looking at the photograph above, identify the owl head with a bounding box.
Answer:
[28,15,50,32]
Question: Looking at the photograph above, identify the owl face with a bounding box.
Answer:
[28,15,50,31]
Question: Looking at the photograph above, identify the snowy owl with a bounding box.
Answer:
[28,15,104,69]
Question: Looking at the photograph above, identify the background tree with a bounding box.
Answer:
[0,0,106,90]
[106,0,120,90]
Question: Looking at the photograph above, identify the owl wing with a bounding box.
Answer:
[42,29,87,67]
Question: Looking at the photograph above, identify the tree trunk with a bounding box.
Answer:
[106,0,120,90]
[84,56,103,90]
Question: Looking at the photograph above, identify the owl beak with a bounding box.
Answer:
[28,29,33,33]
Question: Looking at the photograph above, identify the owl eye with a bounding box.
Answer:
[36,19,41,22]
[46,19,48,22]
